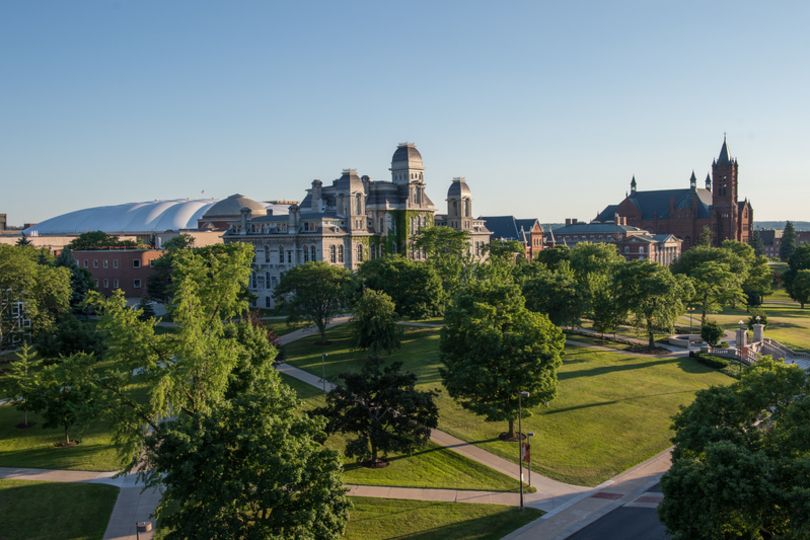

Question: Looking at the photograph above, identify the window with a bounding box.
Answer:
[104,279,109,288]
[338,245,344,263]
[392,243,397,254]
[330,245,336,263]
[133,279,142,288]
[113,260,119,269]
[258,273,265,289]
[93,259,98,268]
[113,279,119,288]
[355,194,362,215]
[149,259,155,267]
[357,244,364,262]
[279,246,284,263]
[133,259,141,268]
[639,246,645,253]
[625,247,630,253]
[370,243,376,260]
[287,251,292,264]
[265,296,272,308]
[252,272,257,289]
[379,244,385,257]
[103,260,108,268]
[310,246,316,261]
[304,222,310,232]
[265,246,270,263]
[465,199,471,217]
[84,259,89,268]
[303,245,309,262]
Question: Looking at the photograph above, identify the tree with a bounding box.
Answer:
[784,244,810,305]
[789,269,810,308]
[0,245,71,351]
[54,250,97,318]
[484,239,525,261]
[658,358,810,539]
[530,245,570,272]
[522,261,586,328]
[411,226,474,300]
[274,261,352,344]
[34,316,107,362]
[316,358,439,465]
[697,225,712,247]
[780,221,797,261]
[440,282,565,439]
[671,245,748,322]
[749,229,766,257]
[700,319,725,347]
[568,242,625,282]
[15,234,32,246]
[146,234,196,304]
[6,341,43,427]
[27,356,96,446]
[65,231,139,251]
[348,289,403,360]
[690,260,746,325]
[145,383,351,540]
[357,256,444,319]
[588,272,625,338]
[614,261,687,348]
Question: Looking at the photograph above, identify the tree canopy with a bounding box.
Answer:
[348,289,403,359]
[357,255,444,319]
[440,282,565,439]
[316,358,439,465]
[65,231,140,251]
[749,229,766,257]
[522,260,586,328]
[658,358,810,539]
[780,221,797,261]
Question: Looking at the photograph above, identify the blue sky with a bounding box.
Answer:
[2,1,808,226]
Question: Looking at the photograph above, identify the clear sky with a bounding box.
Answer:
[2,1,808,226]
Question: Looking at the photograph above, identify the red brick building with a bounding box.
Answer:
[553,219,682,265]
[73,249,161,298]
[597,138,754,250]
[480,216,546,260]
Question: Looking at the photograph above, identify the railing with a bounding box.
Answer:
[707,346,757,366]
[762,338,810,359]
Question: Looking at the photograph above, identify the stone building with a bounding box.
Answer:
[597,138,753,250]
[224,143,490,309]
[553,219,682,265]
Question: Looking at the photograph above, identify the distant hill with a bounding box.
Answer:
[755,221,810,231]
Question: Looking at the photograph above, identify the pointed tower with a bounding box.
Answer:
[705,173,712,191]
[689,171,697,189]
[630,176,637,193]
[711,136,740,243]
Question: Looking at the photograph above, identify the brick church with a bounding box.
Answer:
[597,138,753,250]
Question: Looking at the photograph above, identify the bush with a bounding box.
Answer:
[719,341,729,348]
[747,309,768,331]
[695,354,730,369]
[701,320,725,347]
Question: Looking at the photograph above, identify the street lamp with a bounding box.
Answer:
[321,352,327,393]
[738,320,744,374]
[526,432,535,489]
[518,391,530,511]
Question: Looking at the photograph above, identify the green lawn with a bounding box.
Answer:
[344,498,543,540]
[277,373,533,493]
[284,323,734,487]
[0,404,124,472]
[0,479,119,540]
[708,300,810,352]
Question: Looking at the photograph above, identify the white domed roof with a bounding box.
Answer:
[24,199,220,235]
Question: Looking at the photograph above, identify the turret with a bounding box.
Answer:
[630,176,637,193]
[690,171,697,189]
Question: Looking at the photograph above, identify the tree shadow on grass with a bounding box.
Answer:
[0,443,121,472]
[544,389,698,415]
[558,357,681,381]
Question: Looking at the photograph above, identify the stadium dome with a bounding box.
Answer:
[23,199,221,236]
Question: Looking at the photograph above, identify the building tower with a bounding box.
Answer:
[390,142,428,210]
[711,137,739,244]
[446,177,473,231]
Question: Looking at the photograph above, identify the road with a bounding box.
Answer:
[565,483,668,540]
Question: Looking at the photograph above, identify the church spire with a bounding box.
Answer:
[690,170,697,189]
[705,172,711,190]
[718,136,732,164]
[630,175,637,193]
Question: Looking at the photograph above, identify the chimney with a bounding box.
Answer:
[239,207,252,235]
[572,218,578,225]
[288,205,300,233]
[565,218,571,226]
[311,180,323,213]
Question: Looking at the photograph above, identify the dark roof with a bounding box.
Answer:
[515,218,541,234]
[718,139,732,164]
[481,216,520,241]
[391,143,423,164]
[554,222,640,234]
[596,205,620,222]
[619,188,712,220]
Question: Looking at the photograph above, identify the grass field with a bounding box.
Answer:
[283,324,733,486]
[0,404,123,471]
[344,498,543,540]
[277,373,533,493]
[0,479,119,540]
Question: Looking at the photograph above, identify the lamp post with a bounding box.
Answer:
[526,432,535,488]
[518,391,530,511]
[321,352,327,393]
[738,320,744,374]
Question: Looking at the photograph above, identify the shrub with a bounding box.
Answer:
[747,309,768,331]
[695,354,729,369]
[719,341,729,348]
[701,320,725,347]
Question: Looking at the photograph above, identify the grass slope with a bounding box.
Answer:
[344,498,543,540]
[0,479,119,540]
[284,324,733,487]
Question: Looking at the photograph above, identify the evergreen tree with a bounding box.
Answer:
[15,234,32,246]
[780,221,797,261]
[749,229,765,257]
[54,250,96,318]
[697,225,712,247]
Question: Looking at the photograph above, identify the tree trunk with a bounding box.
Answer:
[64,421,70,445]
[371,441,378,463]
[317,321,327,344]
[506,419,516,439]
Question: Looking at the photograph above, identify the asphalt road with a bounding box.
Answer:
[566,484,669,540]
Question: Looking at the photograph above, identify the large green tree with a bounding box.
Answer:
[6,341,43,427]
[658,358,810,539]
[530,245,570,272]
[145,383,351,540]
[146,233,196,304]
[316,358,439,465]
[522,261,587,328]
[614,261,688,348]
[411,226,473,300]
[440,282,565,439]
[357,256,444,319]
[780,221,797,261]
[749,229,766,257]
[784,244,810,306]
[65,231,140,251]
[54,250,97,318]
[348,289,403,360]
[274,261,352,344]
[789,269,810,308]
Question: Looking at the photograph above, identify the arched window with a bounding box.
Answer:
[379,244,385,257]
[264,245,270,263]
[357,244,364,262]
[278,245,284,263]
[265,271,271,286]
[330,245,336,263]
[310,246,316,261]
[392,242,397,254]
[452,200,458,215]
[355,194,362,215]
[465,199,471,217]
[251,272,257,289]
[411,217,416,232]
[379,218,384,232]
[338,245,344,263]
[303,245,309,262]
